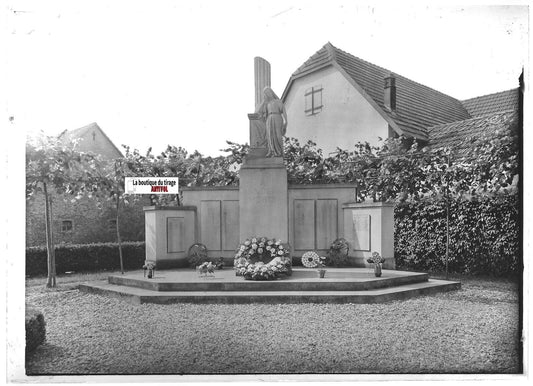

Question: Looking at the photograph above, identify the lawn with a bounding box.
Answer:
[25,270,522,375]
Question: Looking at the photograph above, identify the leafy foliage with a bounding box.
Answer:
[26,133,107,287]
[395,194,520,276]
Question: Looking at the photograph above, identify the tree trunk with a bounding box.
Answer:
[49,195,57,286]
[445,154,450,280]
[43,182,56,288]
[116,193,124,274]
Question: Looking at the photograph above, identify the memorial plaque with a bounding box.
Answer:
[352,213,370,251]
[167,217,185,253]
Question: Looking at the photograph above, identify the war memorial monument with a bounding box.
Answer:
[80,57,460,303]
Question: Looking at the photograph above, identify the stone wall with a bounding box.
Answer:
[181,186,240,260]
[288,184,357,257]
[182,184,359,260]
[26,192,150,247]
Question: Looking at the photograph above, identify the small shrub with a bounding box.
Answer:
[187,243,209,268]
[25,305,46,353]
[326,238,350,267]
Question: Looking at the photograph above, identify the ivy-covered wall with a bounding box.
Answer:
[394,194,520,276]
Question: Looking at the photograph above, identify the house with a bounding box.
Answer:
[58,122,123,159]
[26,123,147,247]
[281,42,520,155]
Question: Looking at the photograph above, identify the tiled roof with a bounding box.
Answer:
[461,88,519,117]
[59,122,123,159]
[427,110,518,154]
[286,43,472,140]
[59,122,99,140]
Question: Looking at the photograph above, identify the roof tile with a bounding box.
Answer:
[289,43,472,140]
[427,110,518,154]
[461,88,519,117]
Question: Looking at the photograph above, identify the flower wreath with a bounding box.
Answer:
[301,251,326,268]
[234,237,292,280]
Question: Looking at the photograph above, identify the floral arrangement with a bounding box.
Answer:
[327,238,349,267]
[234,237,292,281]
[142,261,156,270]
[238,257,291,281]
[142,260,156,278]
[301,251,326,268]
[196,261,215,276]
[367,251,386,265]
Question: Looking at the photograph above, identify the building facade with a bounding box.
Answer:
[282,42,520,153]
[26,123,148,247]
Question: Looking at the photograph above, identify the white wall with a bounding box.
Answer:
[284,66,389,155]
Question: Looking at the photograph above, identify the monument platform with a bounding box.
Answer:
[78,268,460,305]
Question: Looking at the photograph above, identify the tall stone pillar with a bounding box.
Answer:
[239,158,288,242]
[239,57,288,243]
[254,57,271,111]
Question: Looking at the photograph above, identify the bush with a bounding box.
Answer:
[394,194,520,276]
[26,305,46,353]
[187,243,209,268]
[326,238,350,267]
[26,241,146,276]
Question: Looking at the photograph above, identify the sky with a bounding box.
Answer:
[6,0,529,158]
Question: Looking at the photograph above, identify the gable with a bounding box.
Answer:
[284,65,390,154]
[59,122,123,160]
[283,43,472,141]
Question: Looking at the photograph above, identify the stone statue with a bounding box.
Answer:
[257,87,287,157]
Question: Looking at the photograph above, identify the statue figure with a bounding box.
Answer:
[257,87,287,157]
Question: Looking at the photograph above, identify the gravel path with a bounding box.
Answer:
[25,278,521,375]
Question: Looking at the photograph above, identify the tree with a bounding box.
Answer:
[26,133,101,287]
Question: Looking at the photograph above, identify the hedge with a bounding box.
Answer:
[26,305,46,353]
[394,194,520,276]
[26,241,145,277]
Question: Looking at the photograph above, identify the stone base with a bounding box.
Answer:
[143,206,196,268]
[239,158,288,242]
[79,268,461,304]
[342,201,395,268]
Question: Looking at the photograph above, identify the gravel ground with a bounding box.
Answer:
[25,274,522,375]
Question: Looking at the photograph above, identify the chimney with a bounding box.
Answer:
[384,73,396,111]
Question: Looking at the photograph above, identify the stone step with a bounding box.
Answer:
[79,279,460,305]
[107,268,430,292]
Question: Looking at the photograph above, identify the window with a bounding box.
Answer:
[61,220,73,232]
[108,219,117,230]
[305,85,323,116]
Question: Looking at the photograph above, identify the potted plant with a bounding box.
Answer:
[367,252,385,277]
[142,261,156,279]
[316,258,327,278]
